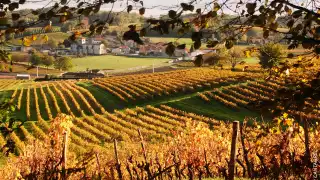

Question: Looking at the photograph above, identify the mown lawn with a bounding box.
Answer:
[71,55,171,72]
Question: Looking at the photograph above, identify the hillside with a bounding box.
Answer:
[8,32,70,46]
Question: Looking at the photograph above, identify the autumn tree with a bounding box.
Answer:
[227,48,244,70]
[259,43,285,69]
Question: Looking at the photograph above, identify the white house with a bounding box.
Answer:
[71,37,107,55]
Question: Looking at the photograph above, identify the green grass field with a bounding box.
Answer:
[70,55,172,72]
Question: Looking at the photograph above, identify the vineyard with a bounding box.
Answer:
[198,79,320,121]
[10,81,105,121]
[0,80,29,91]
[5,68,318,154]
[1,112,319,179]
[0,67,319,179]
[92,68,262,101]
[5,68,265,121]
[1,104,219,154]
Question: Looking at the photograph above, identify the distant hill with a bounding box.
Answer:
[8,32,70,46]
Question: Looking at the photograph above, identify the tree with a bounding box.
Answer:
[63,39,71,48]
[101,40,108,47]
[259,43,285,69]
[30,53,42,66]
[54,57,73,71]
[42,55,55,71]
[61,20,77,32]
[228,48,244,70]
[48,39,58,49]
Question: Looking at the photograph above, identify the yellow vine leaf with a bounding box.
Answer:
[31,35,37,41]
[22,37,32,46]
[256,140,262,146]
[42,35,49,42]
[245,50,251,58]
[283,113,288,118]
[283,119,293,126]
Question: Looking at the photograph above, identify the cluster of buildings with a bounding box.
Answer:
[11,34,212,59]
[71,36,107,55]
[111,41,189,57]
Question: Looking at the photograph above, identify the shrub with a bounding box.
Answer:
[259,43,285,69]
[54,56,73,71]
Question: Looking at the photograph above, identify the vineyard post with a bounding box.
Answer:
[138,129,147,162]
[240,122,252,178]
[301,114,310,163]
[114,139,123,179]
[138,129,152,179]
[95,153,102,179]
[229,121,239,180]
[62,130,68,180]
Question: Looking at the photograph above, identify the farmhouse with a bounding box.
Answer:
[71,37,107,55]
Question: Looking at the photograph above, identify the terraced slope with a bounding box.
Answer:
[92,68,262,101]
[198,80,320,121]
[6,105,218,154]
[11,81,105,120]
